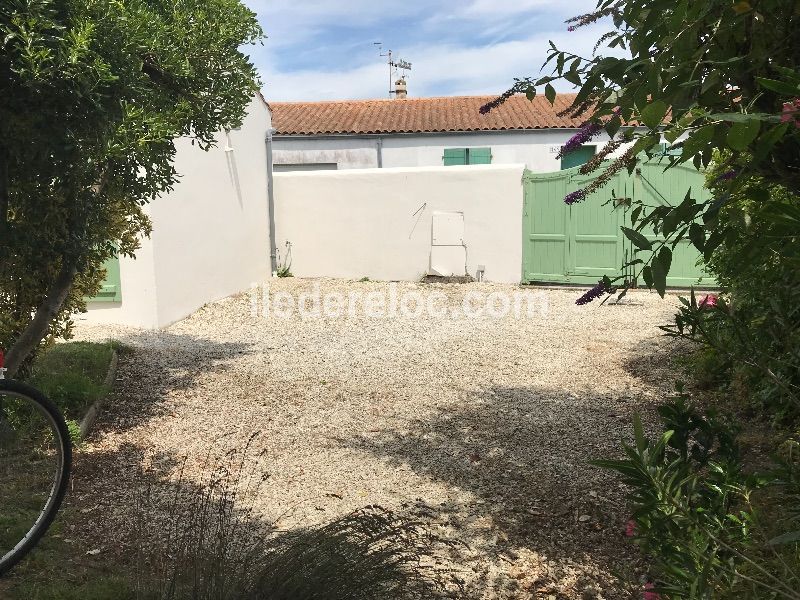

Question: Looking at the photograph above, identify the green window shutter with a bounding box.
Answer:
[443,148,467,166]
[560,145,596,170]
[467,147,492,164]
[89,256,122,302]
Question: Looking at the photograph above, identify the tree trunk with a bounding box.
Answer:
[4,260,78,378]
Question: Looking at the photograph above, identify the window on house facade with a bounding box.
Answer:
[442,147,492,166]
[560,145,596,170]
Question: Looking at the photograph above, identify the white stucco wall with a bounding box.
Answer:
[273,164,525,283]
[82,95,271,328]
[272,129,624,172]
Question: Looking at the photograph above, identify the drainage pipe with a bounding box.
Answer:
[265,127,278,275]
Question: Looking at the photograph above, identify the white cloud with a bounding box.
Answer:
[260,24,613,101]
[244,0,617,101]
[463,0,573,17]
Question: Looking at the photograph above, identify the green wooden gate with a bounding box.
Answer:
[522,161,713,287]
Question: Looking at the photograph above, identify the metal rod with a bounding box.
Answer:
[265,127,278,275]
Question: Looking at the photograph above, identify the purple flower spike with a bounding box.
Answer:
[564,189,588,205]
[568,25,576,31]
[715,170,737,182]
[575,280,612,306]
[558,122,603,158]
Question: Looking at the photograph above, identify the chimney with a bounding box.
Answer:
[394,77,407,99]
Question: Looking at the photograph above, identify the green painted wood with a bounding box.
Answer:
[443,148,467,166]
[468,147,492,164]
[89,256,122,302]
[443,147,493,165]
[522,159,714,287]
[560,145,596,170]
[633,161,714,287]
[567,169,628,284]
[522,171,570,282]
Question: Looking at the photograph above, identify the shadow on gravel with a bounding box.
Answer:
[350,385,648,595]
[17,436,460,600]
[622,335,689,392]
[85,331,254,437]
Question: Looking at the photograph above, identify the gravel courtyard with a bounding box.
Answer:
[72,278,682,599]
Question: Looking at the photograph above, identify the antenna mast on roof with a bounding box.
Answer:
[373,42,412,98]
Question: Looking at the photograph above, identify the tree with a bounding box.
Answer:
[482,4,800,594]
[0,0,263,376]
[483,0,800,299]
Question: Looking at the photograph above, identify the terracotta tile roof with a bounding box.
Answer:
[270,93,584,136]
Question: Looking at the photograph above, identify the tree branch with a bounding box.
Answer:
[4,259,78,378]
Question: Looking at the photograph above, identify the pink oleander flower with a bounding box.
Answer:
[781,99,800,128]
[644,582,661,600]
[625,519,636,537]
[699,294,718,309]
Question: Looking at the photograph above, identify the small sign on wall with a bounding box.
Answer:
[548,145,562,154]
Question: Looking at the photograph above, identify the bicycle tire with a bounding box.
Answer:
[0,379,72,576]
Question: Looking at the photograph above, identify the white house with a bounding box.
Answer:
[80,94,274,329]
[270,91,616,173]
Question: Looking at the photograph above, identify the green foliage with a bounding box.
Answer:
[594,392,748,597]
[28,341,116,422]
[491,0,800,294]
[0,0,263,366]
[596,390,800,598]
[276,241,293,278]
[661,160,800,419]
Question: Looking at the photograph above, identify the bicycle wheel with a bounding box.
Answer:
[0,379,72,575]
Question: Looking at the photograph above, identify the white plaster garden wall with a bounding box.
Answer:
[273,164,525,283]
[82,95,271,329]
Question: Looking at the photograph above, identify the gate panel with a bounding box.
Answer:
[522,172,570,283]
[635,162,714,287]
[567,171,627,284]
[522,160,714,287]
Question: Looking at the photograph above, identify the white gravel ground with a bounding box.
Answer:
[71,279,683,599]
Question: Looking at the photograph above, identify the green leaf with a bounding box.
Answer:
[680,125,715,162]
[563,70,581,86]
[642,265,654,288]
[633,413,646,452]
[703,227,728,262]
[621,226,653,251]
[641,100,669,129]
[651,252,668,297]
[630,205,642,225]
[689,223,705,251]
[658,246,672,275]
[756,77,800,96]
[544,83,556,105]
[663,127,682,143]
[726,119,761,151]
[753,122,790,163]
[707,112,778,123]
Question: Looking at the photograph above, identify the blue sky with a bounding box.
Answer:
[243,1,607,101]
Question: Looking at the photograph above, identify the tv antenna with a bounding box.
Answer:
[374,42,412,98]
